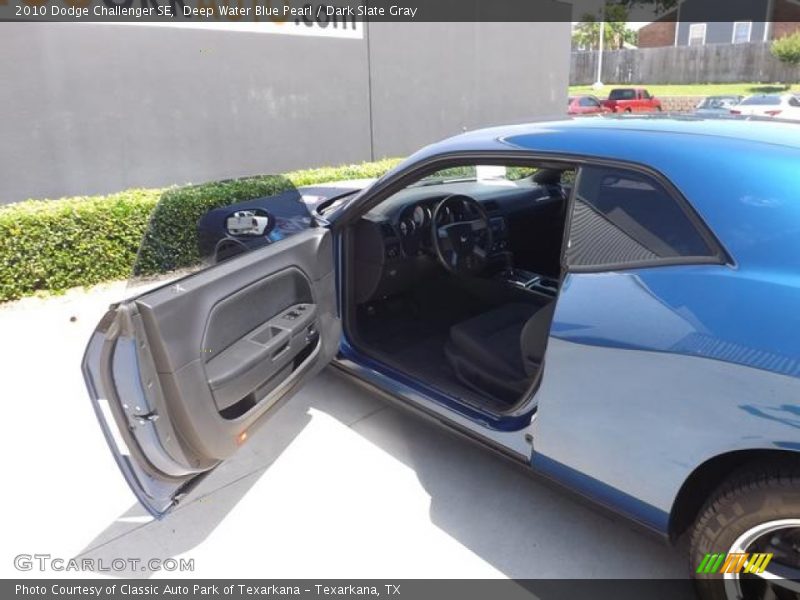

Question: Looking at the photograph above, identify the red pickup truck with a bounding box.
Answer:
[602,88,663,113]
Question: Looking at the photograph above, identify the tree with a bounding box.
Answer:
[572,5,638,51]
[590,0,680,28]
[771,31,800,68]
[611,0,678,13]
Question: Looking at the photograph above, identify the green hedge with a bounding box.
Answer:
[0,158,402,303]
[0,190,161,303]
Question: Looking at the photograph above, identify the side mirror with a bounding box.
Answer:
[226,210,270,236]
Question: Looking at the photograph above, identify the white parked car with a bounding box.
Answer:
[731,94,800,121]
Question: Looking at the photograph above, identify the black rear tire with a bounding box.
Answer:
[689,462,800,600]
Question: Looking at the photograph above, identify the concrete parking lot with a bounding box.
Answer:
[0,283,689,582]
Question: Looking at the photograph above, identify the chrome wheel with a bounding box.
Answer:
[724,519,800,600]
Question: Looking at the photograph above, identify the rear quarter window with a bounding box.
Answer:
[567,166,717,269]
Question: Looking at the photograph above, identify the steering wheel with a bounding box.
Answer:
[431,194,493,276]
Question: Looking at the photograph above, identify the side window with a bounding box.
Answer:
[789,96,800,108]
[128,175,313,291]
[732,21,752,44]
[567,166,715,269]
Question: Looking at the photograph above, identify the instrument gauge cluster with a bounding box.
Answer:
[412,205,430,228]
[398,218,416,237]
[398,202,435,257]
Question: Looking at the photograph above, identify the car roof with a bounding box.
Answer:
[742,93,791,100]
[430,115,800,154]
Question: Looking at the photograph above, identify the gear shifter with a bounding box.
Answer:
[501,267,538,287]
[498,267,559,296]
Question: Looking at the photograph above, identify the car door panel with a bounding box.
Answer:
[83,228,339,516]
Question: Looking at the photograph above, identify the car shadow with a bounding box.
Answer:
[77,368,691,590]
[746,84,791,94]
[75,403,314,577]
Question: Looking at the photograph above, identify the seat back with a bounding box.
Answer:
[520,301,556,376]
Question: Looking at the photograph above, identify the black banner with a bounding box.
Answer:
[2,0,799,24]
[5,580,698,600]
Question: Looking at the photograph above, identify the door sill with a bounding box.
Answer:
[330,348,534,461]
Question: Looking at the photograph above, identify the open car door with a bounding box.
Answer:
[82,178,342,517]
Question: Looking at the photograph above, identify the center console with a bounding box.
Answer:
[484,216,559,297]
[489,216,511,254]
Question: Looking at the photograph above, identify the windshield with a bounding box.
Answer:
[740,96,781,106]
[609,89,636,100]
[698,97,736,109]
[411,165,537,187]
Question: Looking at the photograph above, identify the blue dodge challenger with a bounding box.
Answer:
[84,116,799,598]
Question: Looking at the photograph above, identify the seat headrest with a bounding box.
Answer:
[533,169,564,186]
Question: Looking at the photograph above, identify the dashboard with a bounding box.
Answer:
[393,194,507,258]
[352,179,566,304]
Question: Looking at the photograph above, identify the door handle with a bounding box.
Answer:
[305,327,318,345]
